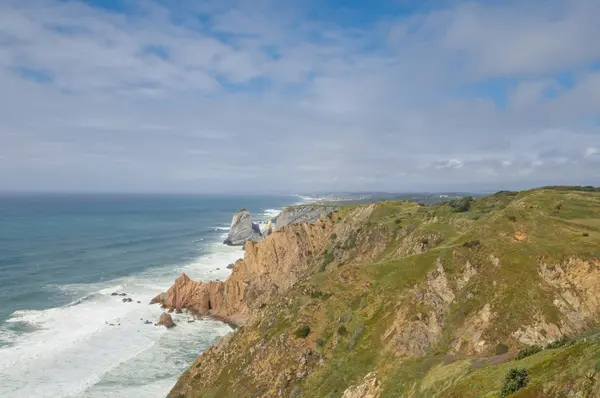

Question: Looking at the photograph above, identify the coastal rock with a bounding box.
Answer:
[122,298,133,303]
[157,312,176,328]
[273,204,337,230]
[152,215,336,326]
[223,209,262,246]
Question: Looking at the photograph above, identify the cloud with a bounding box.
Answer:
[0,0,599,193]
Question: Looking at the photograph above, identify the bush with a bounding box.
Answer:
[449,196,474,212]
[462,240,481,248]
[295,325,311,338]
[316,338,325,347]
[495,343,509,355]
[395,218,402,224]
[507,215,517,222]
[500,368,530,397]
[337,325,348,336]
[583,232,589,237]
[514,345,542,360]
[545,336,573,349]
[330,233,338,241]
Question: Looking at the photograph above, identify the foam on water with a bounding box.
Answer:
[263,208,282,219]
[0,243,243,398]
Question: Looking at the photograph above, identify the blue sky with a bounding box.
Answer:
[0,0,599,193]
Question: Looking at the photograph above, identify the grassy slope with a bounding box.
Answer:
[171,188,600,398]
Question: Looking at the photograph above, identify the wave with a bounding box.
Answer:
[0,242,242,397]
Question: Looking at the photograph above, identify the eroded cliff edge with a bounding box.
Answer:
[151,208,340,326]
[163,188,600,398]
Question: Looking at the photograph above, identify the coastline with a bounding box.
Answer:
[0,194,301,398]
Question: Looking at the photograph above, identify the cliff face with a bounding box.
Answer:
[152,213,338,325]
[273,204,338,230]
[166,188,600,398]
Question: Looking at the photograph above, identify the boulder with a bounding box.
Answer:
[223,209,262,246]
[157,312,176,328]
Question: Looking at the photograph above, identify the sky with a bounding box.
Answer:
[0,0,599,194]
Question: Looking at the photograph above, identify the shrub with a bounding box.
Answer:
[321,250,334,268]
[463,240,481,248]
[507,215,517,222]
[337,325,348,336]
[514,345,542,360]
[545,336,573,349]
[495,343,509,355]
[295,325,311,338]
[316,338,325,347]
[395,218,402,224]
[583,232,589,237]
[330,233,338,241]
[500,368,530,397]
[449,196,474,212]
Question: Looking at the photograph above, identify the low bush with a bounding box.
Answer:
[295,325,311,338]
[514,345,542,360]
[500,368,530,397]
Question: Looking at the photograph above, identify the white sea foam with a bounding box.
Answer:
[213,226,230,231]
[263,208,282,219]
[0,242,243,398]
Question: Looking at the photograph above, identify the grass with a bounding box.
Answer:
[171,187,600,398]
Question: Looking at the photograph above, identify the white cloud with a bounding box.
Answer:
[0,0,599,193]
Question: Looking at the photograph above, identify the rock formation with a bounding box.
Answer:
[157,312,176,328]
[152,214,337,326]
[273,204,337,229]
[223,209,262,246]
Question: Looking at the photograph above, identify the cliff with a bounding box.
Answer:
[164,188,600,397]
[152,213,337,326]
[273,204,338,229]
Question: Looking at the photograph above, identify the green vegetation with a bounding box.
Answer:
[514,345,542,361]
[500,368,529,397]
[295,325,311,338]
[170,187,600,398]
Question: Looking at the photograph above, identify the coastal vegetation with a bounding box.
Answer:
[162,186,600,397]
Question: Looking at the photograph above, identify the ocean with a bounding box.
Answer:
[0,193,298,397]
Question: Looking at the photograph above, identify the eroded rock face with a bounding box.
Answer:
[341,373,382,398]
[273,204,337,229]
[223,209,262,246]
[157,312,176,328]
[383,259,455,356]
[152,218,335,326]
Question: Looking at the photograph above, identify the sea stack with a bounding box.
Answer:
[157,312,176,328]
[223,209,262,246]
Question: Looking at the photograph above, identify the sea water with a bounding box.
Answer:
[0,194,297,397]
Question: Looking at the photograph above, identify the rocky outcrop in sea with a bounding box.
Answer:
[223,209,262,246]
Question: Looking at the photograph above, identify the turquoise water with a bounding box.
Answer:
[0,194,295,397]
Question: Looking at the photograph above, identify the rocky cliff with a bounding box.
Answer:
[165,188,600,398]
[223,209,262,246]
[152,213,338,326]
[273,204,338,230]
